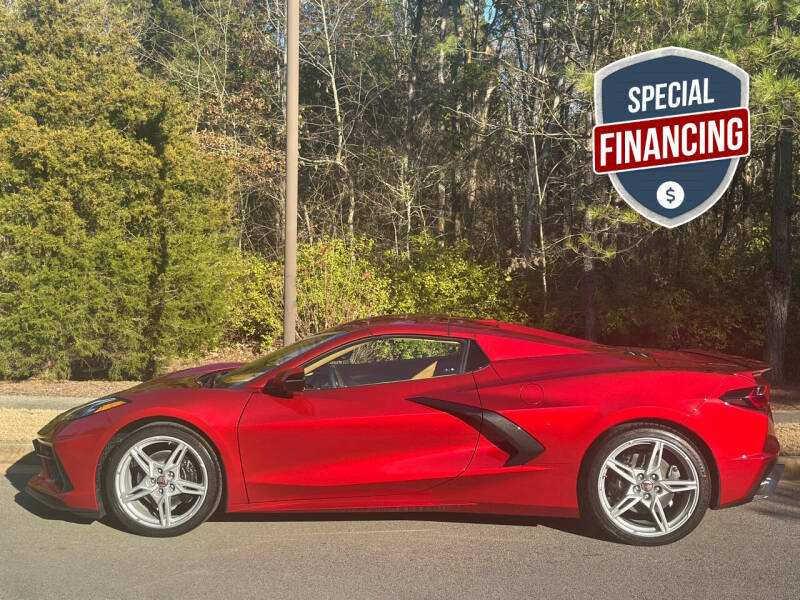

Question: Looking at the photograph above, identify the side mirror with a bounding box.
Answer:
[264,368,305,398]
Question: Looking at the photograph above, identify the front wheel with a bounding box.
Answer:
[582,424,712,546]
[103,423,222,536]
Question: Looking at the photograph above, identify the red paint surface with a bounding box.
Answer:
[30,316,778,518]
[593,107,750,173]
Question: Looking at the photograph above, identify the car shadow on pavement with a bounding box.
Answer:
[4,452,95,525]
[5,451,602,539]
[748,481,800,521]
[10,447,796,536]
[212,509,605,542]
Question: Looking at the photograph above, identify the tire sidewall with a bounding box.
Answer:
[102,423,222,537]
[583,424,712,546]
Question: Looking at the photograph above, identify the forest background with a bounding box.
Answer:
[1,0,798,383]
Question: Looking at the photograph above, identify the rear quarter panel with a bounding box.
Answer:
[454,353,768,513]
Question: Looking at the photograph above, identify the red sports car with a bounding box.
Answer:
[27,316,783,545]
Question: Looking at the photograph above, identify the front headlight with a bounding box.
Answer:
[60,396,129,421]
[67,396,129,420]
[37,396,130,438]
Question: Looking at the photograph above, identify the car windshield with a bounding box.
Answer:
[214,331,344,387]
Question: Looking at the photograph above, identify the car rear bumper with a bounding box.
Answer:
[716,457,784,508]
[751,461,784,501]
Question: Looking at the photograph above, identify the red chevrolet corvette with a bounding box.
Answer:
[27,316,783,545]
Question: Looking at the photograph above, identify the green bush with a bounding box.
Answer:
[227,234,522,350]
[384,234,523,321]
[0,0,235,380]
[227,237,392,350]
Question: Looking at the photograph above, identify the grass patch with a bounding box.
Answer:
[0,408,62,443]
[776,423,800,456]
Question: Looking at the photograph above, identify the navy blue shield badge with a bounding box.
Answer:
[593,48,749,228]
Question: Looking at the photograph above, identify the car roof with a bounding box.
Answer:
[329,314,594,348]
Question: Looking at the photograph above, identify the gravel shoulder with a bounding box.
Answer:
[776,423,800,455]
[0,408,63,443]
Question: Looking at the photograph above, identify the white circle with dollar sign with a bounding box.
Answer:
[656,181,685,210]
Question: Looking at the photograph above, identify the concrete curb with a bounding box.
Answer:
[0,395,89,410]
[778,456,800,481]
[774,410,800,423]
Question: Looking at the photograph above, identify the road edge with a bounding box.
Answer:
[778,456,800,481]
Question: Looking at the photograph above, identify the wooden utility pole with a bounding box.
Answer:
[284,0,299,345]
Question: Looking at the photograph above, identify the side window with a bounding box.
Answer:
[464,340,490,372]
[304,337,465,390]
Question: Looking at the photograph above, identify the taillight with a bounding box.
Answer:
[721,385,770,412]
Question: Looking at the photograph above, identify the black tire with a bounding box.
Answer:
[581,423,712,546]
[102,423,222,537]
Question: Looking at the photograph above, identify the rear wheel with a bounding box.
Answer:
[103,424,222,537]
[582,424,711,545]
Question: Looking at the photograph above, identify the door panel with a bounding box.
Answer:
[238,373,481,503]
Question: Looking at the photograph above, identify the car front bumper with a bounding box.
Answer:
[24,426,109,516]
[25,479,103,519]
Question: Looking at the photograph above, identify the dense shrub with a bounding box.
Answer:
[0,0,235,379]
[226,235,522,350]
[227,238,392,350]
[384,235,523,321]
[539,226,773,362]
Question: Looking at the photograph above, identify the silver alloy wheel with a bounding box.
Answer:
[597,437,700,538]
[113,435,208,530]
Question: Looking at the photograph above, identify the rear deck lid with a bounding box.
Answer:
[647,348,770,376]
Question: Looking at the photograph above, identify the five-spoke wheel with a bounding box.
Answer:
[103,424,221,537]
[583,424,711,545]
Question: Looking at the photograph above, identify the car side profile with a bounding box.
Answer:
[27,315,783,545]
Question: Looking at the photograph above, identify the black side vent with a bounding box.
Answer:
[409,397,545,467]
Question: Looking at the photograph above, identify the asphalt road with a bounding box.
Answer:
[1,454,799,600]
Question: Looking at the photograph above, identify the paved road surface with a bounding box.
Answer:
[0,395,92,410]
[1,453,798,600]
[774,410,800,423]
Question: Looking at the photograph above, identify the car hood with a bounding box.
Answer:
[120,362,245,394]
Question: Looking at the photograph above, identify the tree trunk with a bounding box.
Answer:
[465,85,495,231]
[139,106,170,379]
[582,99,598,340]
[436,1,448,238]
[582,1,600,342]
[437,179,447,237]
[401,0,424,248]
[764,123,793,384]
[522,137,536,259]
[346,174,355,237]
[582,205,597,341]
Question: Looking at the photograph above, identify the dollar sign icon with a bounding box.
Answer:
[657,181,684,210]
